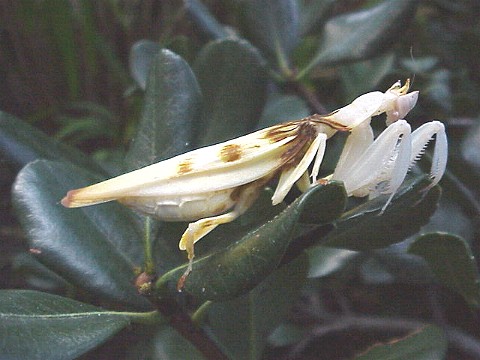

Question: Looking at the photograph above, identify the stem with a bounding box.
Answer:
[443,167,480,221]
[153,297,229,360]
[143,216,155,275]
[276,45,294,80]
[124,310,165,326]
[192,301,213,326]
[293,82,328,114]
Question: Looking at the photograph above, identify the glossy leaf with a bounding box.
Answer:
[359,247,436,285]
[0,290,132,360]
[307,246,357,278]
[298,0,335,36]
[193,38,267,146]
[12,253,71,292]
[129,40,161,90]
[125,324,205,360]
[408,233,480,306]
[153,189,284,275]
[268,323,306,347]
[299,0,417,78]
[257,94,310,129]
[156,183,345,302]
[0,111,104,174]
[245,0,299,69]
[461,124,480,175]
[355,326,447,360]
[420,198,475,245]
[125,48,201,170]
[12,160,151,310]
[400,56,439,74]
[54,103,118,145]
[299,181,346,224]
[323,176,441,251]
[340,53,396,102]
[184,0,232,40]
[208,254,308,360]
[424,69,452,113]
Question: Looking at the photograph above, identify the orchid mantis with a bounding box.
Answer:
[61,80,447,283]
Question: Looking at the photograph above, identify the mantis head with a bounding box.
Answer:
[316,80,418,134]
[381,79,419,126]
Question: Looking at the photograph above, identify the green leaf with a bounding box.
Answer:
[125,324,205,360]
[129,40,161,90]
[245,0,300,70]
[298,0,335,36]
[307,247,357,278]
[257,94,310,129]
[193,38,267,146]
[268,323,306,347]
[298,180,346,224]
[400,56,439,74]
[424,69,453,113]
[184,0,232,40]
[340,53,396,102]
[0,111,105,174]
[0,290,131,360]
[12,160,151,310]
[125,48,201,170]
[208,254,308,360]
[355,325,447,360]
[324,176,441,251]
[299,0,417,78]
[13,253,71,292]
[155,183,345,302]
[55,113,115,145]
[408,233,480,306]
[359,247,436,285]
[152,188,285,275]
[461,124,480,175]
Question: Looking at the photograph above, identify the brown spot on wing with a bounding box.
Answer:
[219,143,243,162]
[177,158,193,175]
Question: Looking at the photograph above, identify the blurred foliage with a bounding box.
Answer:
[1,0,480,359]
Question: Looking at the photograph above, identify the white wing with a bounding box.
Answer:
[62,122,306,207]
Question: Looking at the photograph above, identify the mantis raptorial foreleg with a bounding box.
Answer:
[409,121,447,189]
[331,120,413,210]
[332,122,374,182]
[330,119,447,212]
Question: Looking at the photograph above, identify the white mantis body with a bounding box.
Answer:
[61,80,448,283]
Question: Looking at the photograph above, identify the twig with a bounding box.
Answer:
[293,82,328,115]
[153,297,229,360]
